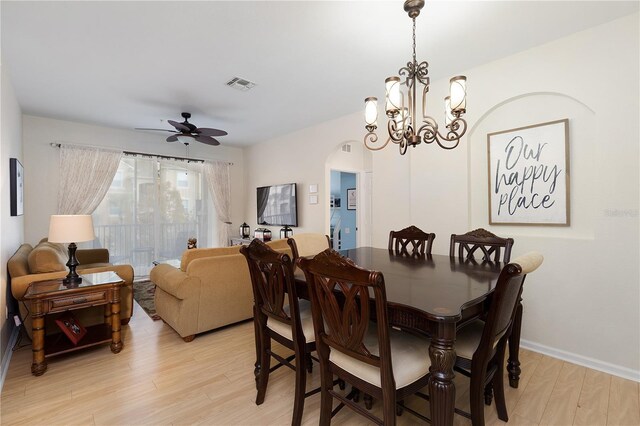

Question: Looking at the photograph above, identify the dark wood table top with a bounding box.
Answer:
[336,247,503,321]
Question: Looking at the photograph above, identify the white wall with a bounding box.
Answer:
[22,115,246,245]
[244,113,364,236]
[244,14,640,378]
[0,63,24,372]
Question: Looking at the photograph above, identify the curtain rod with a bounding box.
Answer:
[49,143,233,165]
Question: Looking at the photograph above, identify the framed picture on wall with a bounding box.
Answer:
[487,119,570,226]
[10,158,24,216]
[347,188,356,210]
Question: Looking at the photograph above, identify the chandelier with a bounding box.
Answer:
[364,0,468,155]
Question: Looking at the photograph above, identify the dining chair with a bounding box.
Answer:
[450,228,514,263]
[453,251,543,426]
[388,225,436,256]
[240,239,317,426]
[298,249,431,426]
[287,233,331,262]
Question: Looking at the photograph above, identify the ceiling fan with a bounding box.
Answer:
[136,112,227,146]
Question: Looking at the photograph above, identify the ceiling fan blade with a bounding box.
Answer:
[195,135,220,146]
[135,128,176,133]
[195,127,228,137]
[166,135,179,142]
[167,120,191,132]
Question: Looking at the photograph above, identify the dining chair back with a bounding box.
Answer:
[388,225,436,256]
[298,249,431,426]
[454,251,543,426]
[240,239,316,426]
[450,228,514,263]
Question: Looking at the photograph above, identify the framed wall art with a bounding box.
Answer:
[10,158,24,216]
[347,188,356,210]
[487,119,570,226]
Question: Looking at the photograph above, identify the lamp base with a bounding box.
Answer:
[64,242,82,287]
[62,275,83,287]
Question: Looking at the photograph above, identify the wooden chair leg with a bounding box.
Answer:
[292,355,307,426]
[396,400,404,416]
[494,349,509,421]
[305,353,313,374]
[364,393,373,410]
[382,391,396,426]
[470,372,486,426]
[256,335,271,405]
[484,381,494,405]
[319,370,333,426]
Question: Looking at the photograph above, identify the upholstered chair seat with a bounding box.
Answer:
[455,319,507,361]
[330,325,431,388]
[266,299,316,343]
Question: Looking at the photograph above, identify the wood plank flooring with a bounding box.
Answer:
[2,302,638,425]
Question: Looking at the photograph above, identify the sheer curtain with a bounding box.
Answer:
[203,161,232,247]
[92,156,211,276]
[57,145,122,214]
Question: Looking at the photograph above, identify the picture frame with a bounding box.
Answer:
[487,119,570,226]
[10,158,24,216]
[347,188,356,210]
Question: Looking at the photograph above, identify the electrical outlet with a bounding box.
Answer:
[4,306,7,320]
[13,315,21,327]
[344,227,350,234]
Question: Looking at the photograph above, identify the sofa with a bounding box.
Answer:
[150,239,291,341]
[8,239,134,337]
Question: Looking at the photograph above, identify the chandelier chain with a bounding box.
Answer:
[412,18,417,66]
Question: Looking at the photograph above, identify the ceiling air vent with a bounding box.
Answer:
[226,77,256,91]
[342,144,352,153]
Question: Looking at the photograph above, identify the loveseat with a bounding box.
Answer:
[8,239,134,337]
[150,239,290,341]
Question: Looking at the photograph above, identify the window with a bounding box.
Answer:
[93,157,214,276]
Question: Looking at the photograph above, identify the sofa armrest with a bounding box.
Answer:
[77,248,110,264]
[150,264,201,300]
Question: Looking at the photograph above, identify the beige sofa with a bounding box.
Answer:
[8,240,134,337]
[150,239,290,341]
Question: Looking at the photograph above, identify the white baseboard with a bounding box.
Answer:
[521,339,640,382]
[1,326,20,392]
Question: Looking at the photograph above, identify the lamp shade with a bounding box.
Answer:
[385,76,401,117]
[48,215,95,244]
[449,76,467,113]
[364,97,378,128]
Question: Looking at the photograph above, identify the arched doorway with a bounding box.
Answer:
[325,140,373,248]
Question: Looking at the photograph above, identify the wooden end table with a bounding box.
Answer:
[24,271,125,376]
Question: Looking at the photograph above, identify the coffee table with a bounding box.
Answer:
[24,271,125,376]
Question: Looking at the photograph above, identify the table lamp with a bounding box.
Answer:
[48,215,95,285]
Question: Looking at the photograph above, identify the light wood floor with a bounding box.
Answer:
[2,302,639,426]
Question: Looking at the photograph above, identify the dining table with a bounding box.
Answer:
[292,246,524,426]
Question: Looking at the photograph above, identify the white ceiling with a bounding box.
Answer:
[2,1,638,147]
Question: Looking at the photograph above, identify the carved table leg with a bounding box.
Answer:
[428,324,456,426]
[507,300,523,388]
[110,295,123,354]
[31,302,47,376]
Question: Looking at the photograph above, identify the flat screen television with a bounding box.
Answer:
[257,183,298,227]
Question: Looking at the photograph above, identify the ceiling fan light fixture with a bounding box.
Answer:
[176,135,192,145]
